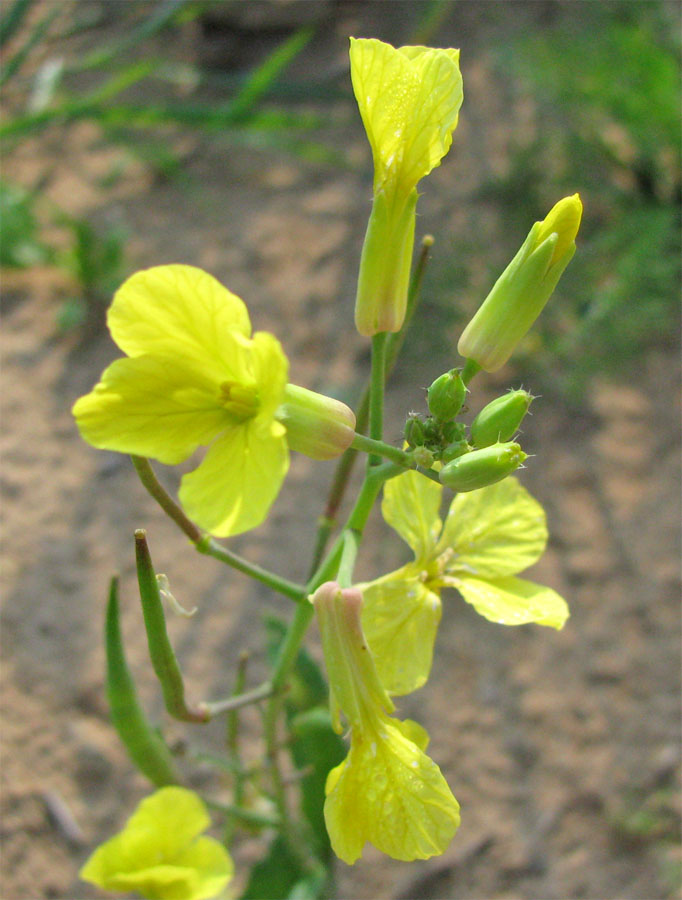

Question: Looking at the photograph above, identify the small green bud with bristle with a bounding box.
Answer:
[439,441,526,492]
[426,369,467,421]
[470,390,534,448]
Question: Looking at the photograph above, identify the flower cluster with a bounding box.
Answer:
[72,31,579,892]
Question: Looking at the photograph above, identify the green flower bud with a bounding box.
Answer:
[439,441,526,492]
[441,420,466,444]
[412,446,435,468]
[458,194,582,372]
[404,414,426,448]
[441,440,469,463]
[426,369,467,421]
[470,390,534,448]
[276,384,356,460]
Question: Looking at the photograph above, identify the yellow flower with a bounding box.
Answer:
[458,194,583,371]
[312,582,460,865]
[79,786,233,900]
[350,38,463,335]
[359,474,569,696]
[73,265,355,537]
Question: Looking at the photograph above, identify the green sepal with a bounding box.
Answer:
[105,576,179,786]
[135,530,209,723]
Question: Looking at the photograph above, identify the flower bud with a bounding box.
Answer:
[412,446,435,468]
[441,440,469,463]
[470,390,533,448]
[426,369,466,421]
[276,384,356,460]
[439,441,526,492]
[441,421,466,444]
[458,194,582,372]
[354,188,418,336]
[404,414,426,448]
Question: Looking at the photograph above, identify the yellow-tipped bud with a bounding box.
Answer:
[458,194,583,372]
[276,384,356,460]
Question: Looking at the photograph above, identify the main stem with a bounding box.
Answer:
[368,332,387,465]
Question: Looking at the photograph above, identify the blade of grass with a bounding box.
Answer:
[228,25,314,122]
[71,0,193,72]
[0,0,34,50]
[0,2,60,88]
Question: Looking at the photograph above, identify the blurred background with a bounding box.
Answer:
[1,1,680,898]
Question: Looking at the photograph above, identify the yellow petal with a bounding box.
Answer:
[437,477,548,578]
[178,420,289,537]
[79,787,233,900]
[324,717,460,864]
[533,193,583,266]
[349,38,463,195]
[72,355,227,464]
[381,469,443,563]
[360,571,441,696]
[249,331,289,422]
[108,265,252,383]
[452,574,569,629]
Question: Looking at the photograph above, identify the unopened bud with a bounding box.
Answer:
[458,194,582,371]
[427,369,466,421]
[439,441,526,492]
[412,446,435,468]
[276,384,356,460]
[441,421,466,444]
[441,440,469,463]
[404,414,426,448]
[470,390,534,448]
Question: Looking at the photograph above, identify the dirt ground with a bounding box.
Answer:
[1,4,681,899]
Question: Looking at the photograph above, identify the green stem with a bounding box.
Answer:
[131,457,307,603]
[203,681,273,718]
[461,358,482,385]
[206,799,281,830]
[369,332,387,464]
[197,536,306,603]
[351,432,411,467]
[311,235,435,546]
[131,456,201,542]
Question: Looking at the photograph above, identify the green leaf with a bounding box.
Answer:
[289,707,346,860]
[240,835,306,900]
[105,576,180,786]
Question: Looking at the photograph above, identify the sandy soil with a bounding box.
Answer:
[1,5,680,899]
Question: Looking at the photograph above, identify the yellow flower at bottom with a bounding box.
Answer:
[72,265,289,537]
[312,582,460,865]
[79,787,233,900]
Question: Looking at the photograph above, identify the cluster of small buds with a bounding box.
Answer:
[404,374,534,492]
